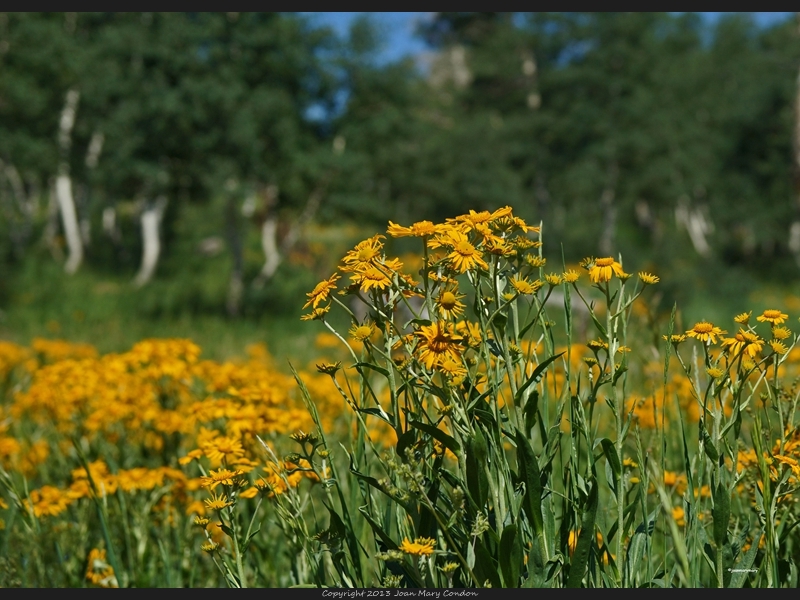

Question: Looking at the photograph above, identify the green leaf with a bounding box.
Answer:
[523,390,540,435]
[396,430,416,463]
[701,424,719,462]
[492,312,508,339]
[566,479,598,588]
[600,438,621,479]
[713,480,730,549]
[473,539,502,589]
[624,510,657,587]
[515,429,544,540]
[612,365,628,387]
[409,419,461,454]
[466,427,489,509]
[352,361,390,378]
[500,523,522,587]
[514,352,565,405]
[473,407,497,429]
[357,406,393,425]
[358,506,398,551]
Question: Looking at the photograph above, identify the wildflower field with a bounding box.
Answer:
[1,208,799,588]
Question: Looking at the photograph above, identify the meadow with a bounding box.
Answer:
[1,207,799,588]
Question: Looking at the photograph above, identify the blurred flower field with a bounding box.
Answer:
[1,208,799,588]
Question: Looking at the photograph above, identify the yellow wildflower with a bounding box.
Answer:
[686,321,726,344]
[414,322,463,370]
[757,309,788,326]
[586,257,625,284]
[349,321,376,343]
[303,274,340,309]
[721,329,763,358]
[562,269,580,283]
[387,220,436,238]
[399,537,436,556]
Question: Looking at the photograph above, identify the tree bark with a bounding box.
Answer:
[133,196,167,287]
[56,88,83,274]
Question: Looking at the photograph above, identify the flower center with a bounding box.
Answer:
[694,323,713,333]
[357,247,377,261]
[595,257,615,267]
[440,292,457,309]
[764,309,782,319]
[355,326,372,339]
[455,241,476,256]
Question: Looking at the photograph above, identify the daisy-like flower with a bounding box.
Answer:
[510,235,538,251]
[303,274,339,309]
[456,321,482,348]
[449,207,513,230]
[194,516,210,527]
[238,487,260,499]
[179,449,203,466]
[587,257,625,284]
[706,367,725,379]
[341,235,384,272]
[316,361,342,376]
[769,340,788,355]
[734,311,751,325]
[300,306,330,321]
[544,273,562,286]
[350,265,393,294]
[525,255,546,268]
[387,220,436,238]
[201,541,219,553]
[493,214,539,234]
[509,275,542,296]
[436,289,465,320]
[200,468,244,490]
[587,339,608,351]
[414,322,463,370]
[663,334,687,345]
[398,537,436,556]
[686,321,726,345]
[772,326,791,340]
[721,329,762,358]
[638,272,659,285]
[202,436,245,464]
[484,236,513,257]
[204,491,233,511]
[438,357,467,383]
[349,321,376,343]
[757,309,788,326]
[562,269,580,283]
[442,230,488,273]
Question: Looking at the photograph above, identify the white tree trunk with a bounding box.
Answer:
[56,174,83,273]
[675,201,712,257]
[133,197,167,287]
[258,215,281,281]
[56,88,83,274]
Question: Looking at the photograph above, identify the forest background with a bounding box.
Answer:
[2,11,800,361]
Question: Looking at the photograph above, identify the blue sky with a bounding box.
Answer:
[304,12,794,65]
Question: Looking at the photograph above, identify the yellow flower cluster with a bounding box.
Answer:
[0,339,337,527]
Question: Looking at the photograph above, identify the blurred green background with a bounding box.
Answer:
[2,12,800,359]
